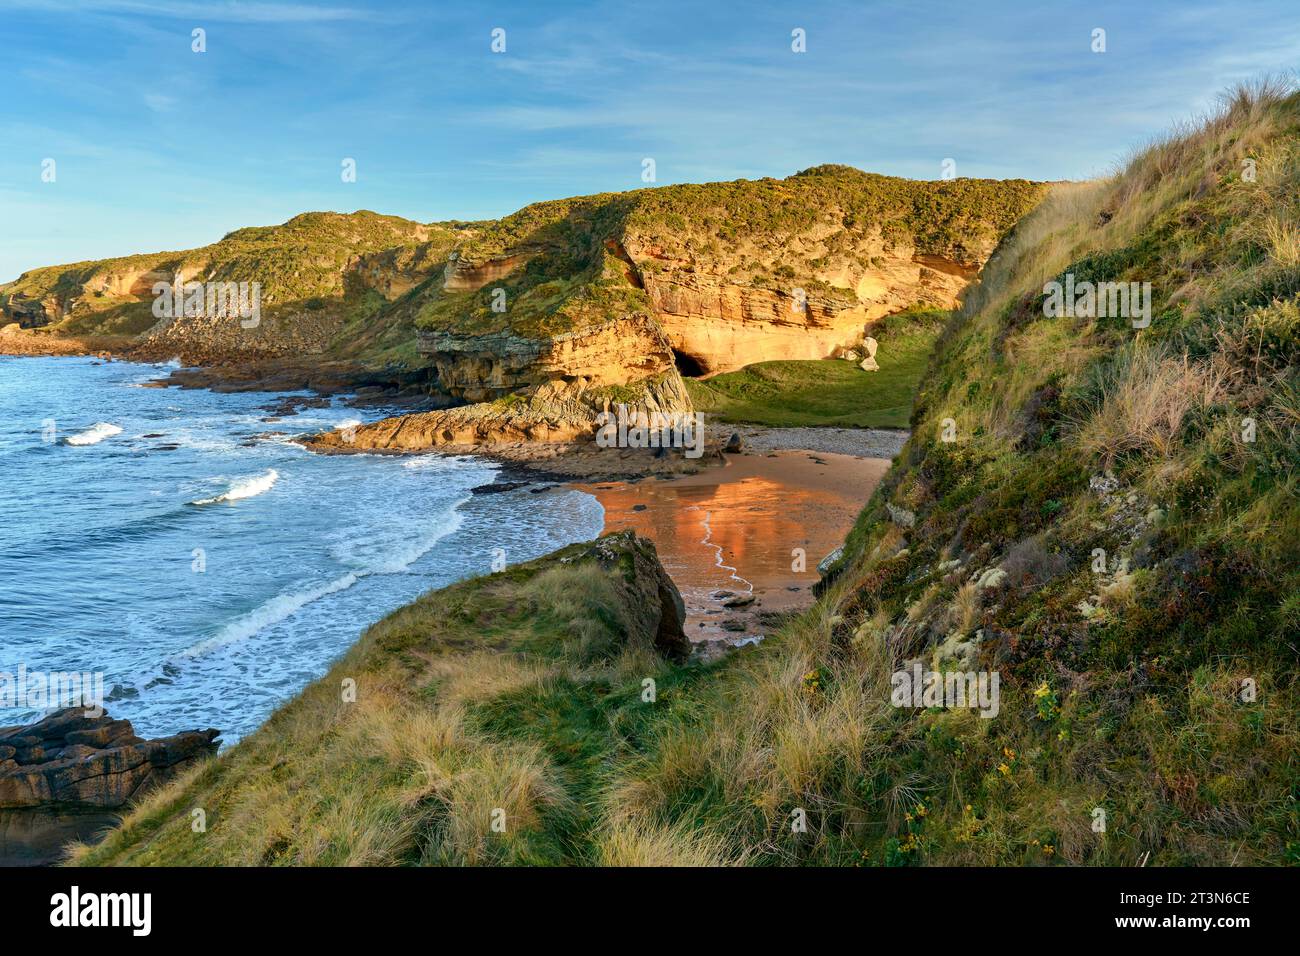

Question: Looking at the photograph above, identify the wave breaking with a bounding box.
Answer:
[190,468,279,505]
[64,422,122,446]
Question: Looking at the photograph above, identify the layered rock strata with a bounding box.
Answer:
[0,709,220,865]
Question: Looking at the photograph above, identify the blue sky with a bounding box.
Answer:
[2,0,1298,281]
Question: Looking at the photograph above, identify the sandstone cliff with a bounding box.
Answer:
[408,167,1045,382]
[4,169,1044,448]
[339,168,1043,450]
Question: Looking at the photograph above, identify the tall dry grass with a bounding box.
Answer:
[595,818,746,866]
[1074,345,1226,466]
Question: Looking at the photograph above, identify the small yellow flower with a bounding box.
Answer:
[915,804,928,818]
[1033,682,1051,700]
[997,763,1011,776]
[1043,844,1056,856]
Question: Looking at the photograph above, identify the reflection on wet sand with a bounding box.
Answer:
[585,451,891,642]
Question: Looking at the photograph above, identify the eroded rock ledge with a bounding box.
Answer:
[305,367,692,454]
[0,709,219,865]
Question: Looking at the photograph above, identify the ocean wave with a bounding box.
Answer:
[178,572,359,659]
[64,422,122,446]
[330,505,467,574]
[183,499,467,661]
[6,506,196,559]
[190,468,279,505]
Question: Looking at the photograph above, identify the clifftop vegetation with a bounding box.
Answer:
[414,169,1045,340]
[3,210,446,309]
[2,168,1042,370]
[0,211,465,354]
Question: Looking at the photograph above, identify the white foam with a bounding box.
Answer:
[180,572,359,659]
[183,504,465,660]
[402,453,491,474]
[332,506,466,574]
[190,468,279,505]
[169,429,241,453]
[64,422,123,446]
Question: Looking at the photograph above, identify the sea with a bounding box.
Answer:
[0,355,605,743]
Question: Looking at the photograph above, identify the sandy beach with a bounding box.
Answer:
[583,446,892,647]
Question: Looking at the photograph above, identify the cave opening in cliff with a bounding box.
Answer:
[672,349,707,377]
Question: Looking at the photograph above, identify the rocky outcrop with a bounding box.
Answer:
[417,313,676,402]
[0,709,219,865]
[1,293,57,328]
[82,266,174,299]
[560,530,691,661]
[345,236,465,300]
[634,238,983,375]
[442,250,534,292]
[306,368,692,453]
[140,301,346,363]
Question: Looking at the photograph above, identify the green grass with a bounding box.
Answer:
[685,314,943,428]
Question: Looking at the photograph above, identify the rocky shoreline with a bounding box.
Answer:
[0,709,219,866]
[0,341,905,866]
[4,332,908,482]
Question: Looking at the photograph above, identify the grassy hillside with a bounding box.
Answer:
[413,170,1045,340]
[72,533,717,866]
[686,308,946,428]
[5,211,439,306]
[606,79,1299,866]
[1,212,462,355]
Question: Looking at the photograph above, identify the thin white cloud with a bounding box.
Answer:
[143,91,177,112]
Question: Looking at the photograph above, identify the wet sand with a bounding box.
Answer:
[584,449,890,644]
